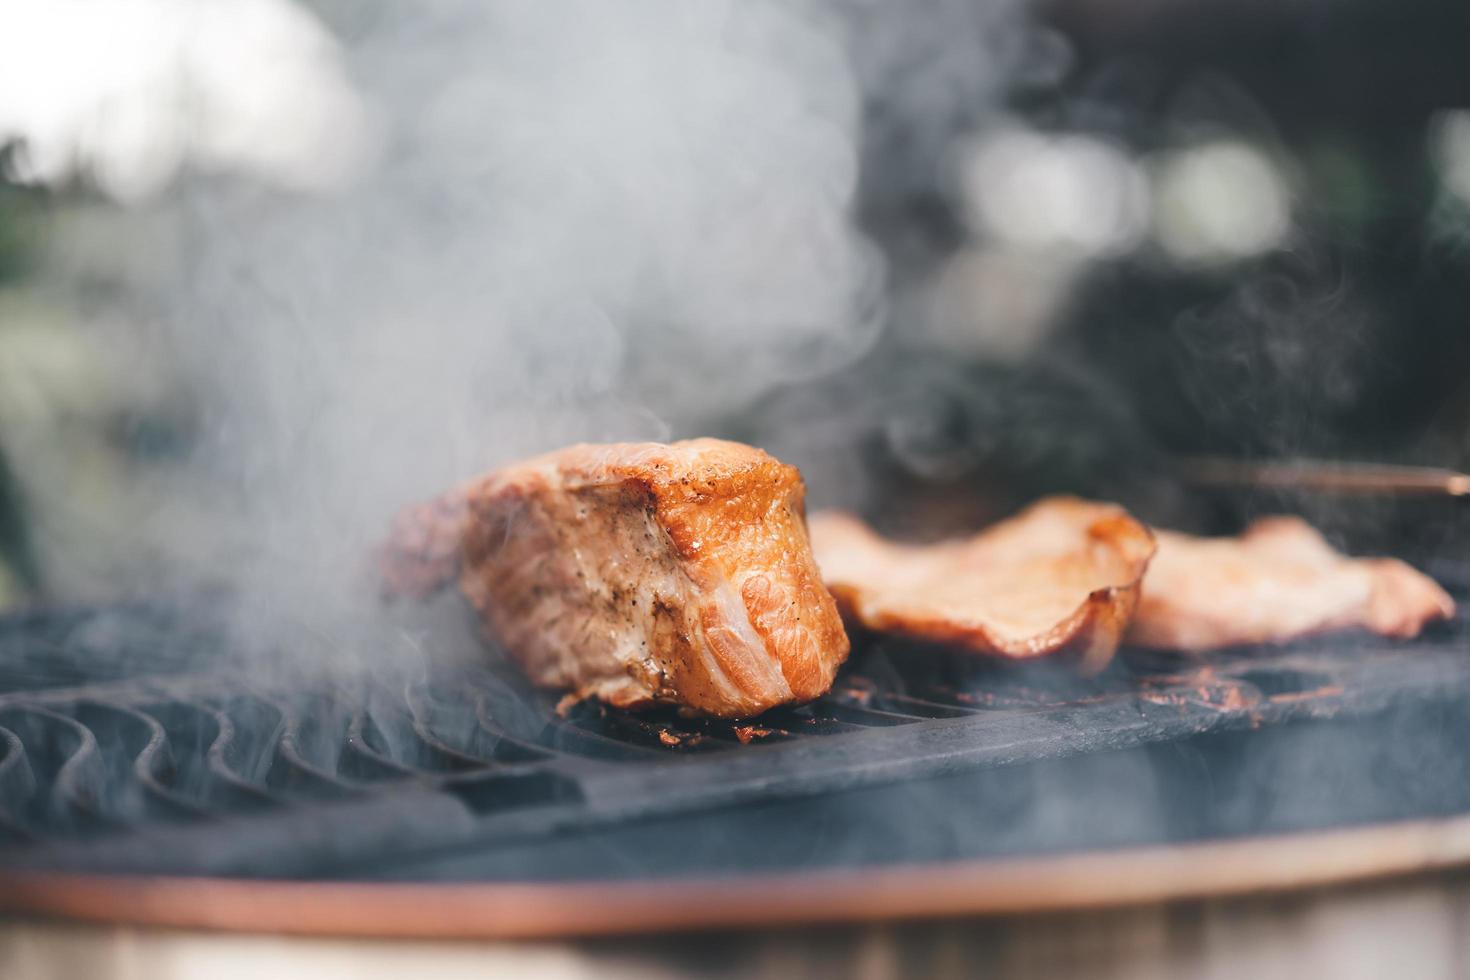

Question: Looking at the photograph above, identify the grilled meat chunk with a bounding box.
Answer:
[382,439,849,718]
[809,498,1156,674]
[1126,516,1455,651]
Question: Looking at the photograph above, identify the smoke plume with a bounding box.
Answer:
[131,1,894,640]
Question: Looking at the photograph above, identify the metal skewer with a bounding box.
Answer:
[1175,457,1470,497]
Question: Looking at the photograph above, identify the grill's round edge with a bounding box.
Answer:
[4,813,1470,939]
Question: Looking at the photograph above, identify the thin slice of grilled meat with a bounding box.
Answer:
[808,498,1156,674]
[381,439,849,718]
[1126,516,1455,652]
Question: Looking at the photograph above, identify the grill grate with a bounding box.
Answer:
[1,586,1468,880]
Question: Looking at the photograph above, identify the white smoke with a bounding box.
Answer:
[119,1,887,635]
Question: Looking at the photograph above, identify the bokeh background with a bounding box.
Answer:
[2,0,1469,616]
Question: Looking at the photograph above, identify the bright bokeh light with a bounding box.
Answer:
[0,0,368,202]
[959,128,1150,258]
[1152,140,1290,265]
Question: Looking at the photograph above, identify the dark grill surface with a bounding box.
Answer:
[2,574,1470,882]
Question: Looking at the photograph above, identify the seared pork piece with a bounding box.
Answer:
[809,498,1156,674]
[382,440,849,718]
[1127,517,1455,651]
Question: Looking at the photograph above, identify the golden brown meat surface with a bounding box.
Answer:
[382,439,849,718]
[808,498,1156,674]
[1126,517,1455,651]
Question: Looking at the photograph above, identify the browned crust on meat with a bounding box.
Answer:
[811,498,1156,675]
[381,439,848,717]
